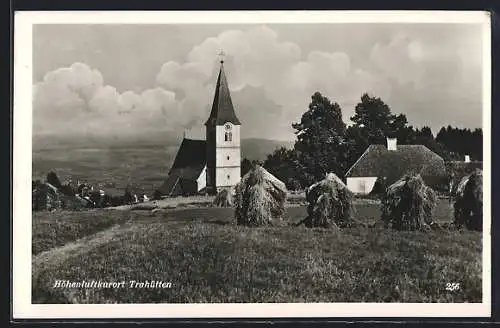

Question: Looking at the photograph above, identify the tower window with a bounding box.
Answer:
[225,132,232,142]
[227,174,230,180]
[227,156,230,160]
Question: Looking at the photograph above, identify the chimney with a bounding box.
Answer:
[387,137,397,151]
[465,155,471,163]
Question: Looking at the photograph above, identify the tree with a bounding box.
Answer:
[345,93,415,169]
[241,158,262,177]
[263,147,302,190]
[241,158,252,177]
[412,126,434,150]
[123,186,133,205]
[350,93,393,143]
[436,126,483,160]
[46,171,62,189]
[59,183,76,197]
[472,128,483,160]
[292,92,348,185]
[350,93,413,143]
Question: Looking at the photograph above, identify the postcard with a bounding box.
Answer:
[13,10,491,319]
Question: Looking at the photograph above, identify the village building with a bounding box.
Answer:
[345,137,447,194]
[157,57,241,197]
[445,157,483,195]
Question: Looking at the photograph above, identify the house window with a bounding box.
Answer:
[225,132,232,142]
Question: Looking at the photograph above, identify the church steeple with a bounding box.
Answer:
[204,56,241,126]
[205,52,242,194]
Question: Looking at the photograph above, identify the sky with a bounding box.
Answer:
[33,23,484,141]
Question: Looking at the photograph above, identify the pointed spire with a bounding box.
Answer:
[205,52,241,126]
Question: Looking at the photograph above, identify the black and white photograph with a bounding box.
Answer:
[13,11,491,318]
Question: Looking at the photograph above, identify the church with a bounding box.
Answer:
[157,57,242,197]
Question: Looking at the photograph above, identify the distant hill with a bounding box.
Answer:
[241,138,294,161]
[32,135,295,192]
[33,134,294,162]
[32,131,182,150]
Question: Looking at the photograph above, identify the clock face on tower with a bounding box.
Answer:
[224,123,232,131]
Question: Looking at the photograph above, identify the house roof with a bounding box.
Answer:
[345,144,446,184]
[204,63,241,126]
[445,161,483,185]
[445,161,483,173]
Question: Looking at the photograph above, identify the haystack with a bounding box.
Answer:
[381,173,437,231]
[45,183,63,211]
[234,165,287,226]
[453,169,483,231]
[300,173,353,228]
[213,188,233,208]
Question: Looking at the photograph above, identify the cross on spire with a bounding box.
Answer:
[217,50,226,65]
[205,49,241,126]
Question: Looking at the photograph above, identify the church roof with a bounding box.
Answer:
[168,138,207,173]
[158,138,207,196]
[205,62,241,126]
[345,144,447,186]
[157,167,205,196]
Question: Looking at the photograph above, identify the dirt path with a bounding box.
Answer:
[32,205,226,274]
[32,223,133,278]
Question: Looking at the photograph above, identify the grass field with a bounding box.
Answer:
[32,210,135,255]
[32,199,482,304]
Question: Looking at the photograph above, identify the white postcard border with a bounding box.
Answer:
[13,10,492,319]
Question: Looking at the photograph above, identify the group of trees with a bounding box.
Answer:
[436,126,483,161]
[241,92,483,190]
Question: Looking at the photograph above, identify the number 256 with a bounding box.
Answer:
[446,283,460,291]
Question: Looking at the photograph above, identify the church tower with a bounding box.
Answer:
[205,55,241,194]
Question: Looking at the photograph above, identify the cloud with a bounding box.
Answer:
[33,24,483,141]
[30,27,418,140]
[33,62,184,138]
[153,25,395,138]
[370,33,425,86]
[366,28,482,130]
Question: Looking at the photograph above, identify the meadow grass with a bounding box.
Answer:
[32,210,133,255]
[32,200,482,303]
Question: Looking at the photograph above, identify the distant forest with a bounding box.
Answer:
[242,92,483,190]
